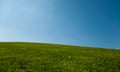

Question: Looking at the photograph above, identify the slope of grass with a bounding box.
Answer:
[0,42,119,72]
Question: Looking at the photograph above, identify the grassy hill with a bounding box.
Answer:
[0,42,120,72]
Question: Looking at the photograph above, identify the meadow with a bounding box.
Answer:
[0,42,120,72]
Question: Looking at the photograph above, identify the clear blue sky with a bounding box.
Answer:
[0,0,120,48]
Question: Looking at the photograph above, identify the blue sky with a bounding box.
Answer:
[0,0,120,48]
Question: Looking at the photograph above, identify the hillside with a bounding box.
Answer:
[0,42,120,72]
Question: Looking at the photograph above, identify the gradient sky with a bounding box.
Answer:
[0,0,120,48]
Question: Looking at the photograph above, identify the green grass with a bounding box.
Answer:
[0,42,120,72]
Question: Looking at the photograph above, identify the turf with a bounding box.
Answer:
[0,42,120,72]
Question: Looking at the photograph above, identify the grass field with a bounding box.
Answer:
[0,42,120,72]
